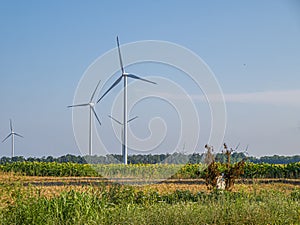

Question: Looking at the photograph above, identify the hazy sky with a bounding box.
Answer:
[0,0,299,157]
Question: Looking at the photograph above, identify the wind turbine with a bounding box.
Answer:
[97,36,156,164]
[109,115,138,162]
[68,79,102,156]
[2,119,24,158]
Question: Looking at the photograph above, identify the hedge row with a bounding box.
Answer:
[0,162,299,179]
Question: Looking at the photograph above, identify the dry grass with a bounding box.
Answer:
[0,172,298,198]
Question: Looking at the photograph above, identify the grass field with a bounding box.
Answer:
[0,172,299,224]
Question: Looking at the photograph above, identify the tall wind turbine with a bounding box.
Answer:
[2,119,24,158]
[97,36,156,164]
[109,115,138,162]
[68,79,102,156]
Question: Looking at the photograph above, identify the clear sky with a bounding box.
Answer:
[0,0,299,157]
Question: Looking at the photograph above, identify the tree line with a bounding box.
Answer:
[0,152,299,164]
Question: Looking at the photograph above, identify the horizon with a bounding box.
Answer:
[0,151,300,159]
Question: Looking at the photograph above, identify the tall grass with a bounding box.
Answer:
[0,183,299,224]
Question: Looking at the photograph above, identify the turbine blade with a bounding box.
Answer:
[90,79,101,102]
[67,103,89,108]
[108,115,122,125]
[10,119,12,132]
[2,133,12,143]
[245,144,249,152]
[127,116,138,123]
[127,74,157,84]
[91,107,101,126]
[14,133,24,138]
[117,36,124,74]
[97,76,122,103]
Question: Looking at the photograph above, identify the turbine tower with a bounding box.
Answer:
[2,119,24,158]
[109,115,138,162]
[68,79,102,156]
[97,36,156,164]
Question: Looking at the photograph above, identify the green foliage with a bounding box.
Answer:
[0,184,299,224]
[0,162,98,177]
[291,188,300,201]
[0,162,299,179]
[243,162,300,178]
[1,153,299,165]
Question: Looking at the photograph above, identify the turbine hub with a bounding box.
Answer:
[89,102,95,107]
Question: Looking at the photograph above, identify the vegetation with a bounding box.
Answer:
[203,143,247,191]
[0,182,299,225]
[0,162,98,177]
[0,161,299,179]
[0,155,299,224]
[1,152,299,165]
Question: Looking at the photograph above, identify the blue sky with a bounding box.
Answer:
[0,0,299,157]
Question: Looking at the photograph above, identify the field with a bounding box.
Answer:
[0,163,299,224]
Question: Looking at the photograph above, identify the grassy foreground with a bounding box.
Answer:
[0,180,299,225]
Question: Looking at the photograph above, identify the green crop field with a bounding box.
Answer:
[0,161,299,179]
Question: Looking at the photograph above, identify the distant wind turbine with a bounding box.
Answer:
[109,115,138,162]
[97,36,156,164]
[68,79,102,156]
[2,119,24,158]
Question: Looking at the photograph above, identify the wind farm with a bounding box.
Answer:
[0,1,300,224]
